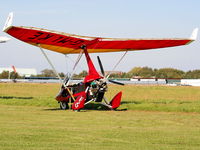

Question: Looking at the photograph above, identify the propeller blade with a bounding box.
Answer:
[108,79,125,86]
[97,56,105,76]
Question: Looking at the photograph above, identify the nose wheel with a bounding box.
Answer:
[60,101,69,110]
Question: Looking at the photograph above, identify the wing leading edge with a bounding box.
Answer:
[3,13,198,54]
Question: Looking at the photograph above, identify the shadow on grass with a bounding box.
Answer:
[121,101,142,105]
[122,100,192,105]
[83,103,127,111]
[0,96,33,100]
[44,108,61,111]
[44,103,127,111]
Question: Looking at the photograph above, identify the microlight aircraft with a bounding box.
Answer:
[0,13,11,43]
[3,12,198,111]
[0,36,10,43]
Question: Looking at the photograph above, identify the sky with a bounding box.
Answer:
[0,0,199,74]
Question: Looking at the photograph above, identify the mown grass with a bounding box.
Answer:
[1,105,200,150]
[0,83,59,108]
[107,85,200,113]
[0,83,200,150]
[2,83,200,113]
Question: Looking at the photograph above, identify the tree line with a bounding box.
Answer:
[0,67,200,79]
[114,67,200,79]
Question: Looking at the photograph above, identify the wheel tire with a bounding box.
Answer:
[60,101,69,110]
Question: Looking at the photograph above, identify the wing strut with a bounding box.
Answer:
[38,44,62,83]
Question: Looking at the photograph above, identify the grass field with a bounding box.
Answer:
[0,83,200,150]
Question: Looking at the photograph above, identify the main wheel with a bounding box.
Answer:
[60,101,69,110]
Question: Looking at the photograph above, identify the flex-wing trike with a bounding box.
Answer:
[56,45,123,111]
[3,12,198,111]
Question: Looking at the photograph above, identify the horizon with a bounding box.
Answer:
[0,66,200,75]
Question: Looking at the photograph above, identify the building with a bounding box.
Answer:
[0,67,37,77]
[181,79,200,86]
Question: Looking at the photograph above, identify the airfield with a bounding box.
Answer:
[1,83,200,150]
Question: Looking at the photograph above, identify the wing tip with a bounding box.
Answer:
[2,12,14,32]
[190,28,199,40]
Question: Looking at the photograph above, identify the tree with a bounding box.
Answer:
[59,72,65,78]
[72,70,88,78]
[128,67,154,78]
[0,71,22,79]
[41,69,55,77]
[0,71,9,79]
[78,70,88,78]
[155,68,185,78]
[10,71,20,79]
[139,67,154,78]
[184,70,200,79]
[128,67,142,76]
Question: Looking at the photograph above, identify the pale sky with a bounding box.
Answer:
[0,0,199,74]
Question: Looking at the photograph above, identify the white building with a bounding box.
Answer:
[181,79,200,86]
[0,67,37,77]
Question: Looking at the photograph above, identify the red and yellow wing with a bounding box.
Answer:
[4,26,195,54]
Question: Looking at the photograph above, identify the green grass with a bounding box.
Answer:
[1,105,200,150]
[0,83,59,108]
[0,83,200,150]
[1,83,200,113]
[107,85,200,113]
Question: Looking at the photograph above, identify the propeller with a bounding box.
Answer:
[97,56,105,76]
[108,79,125,86]
[97,56,124,86]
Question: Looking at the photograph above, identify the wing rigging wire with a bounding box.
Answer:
[38,45,62,83]
[63,50,84,86]
[106,51,128,79]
